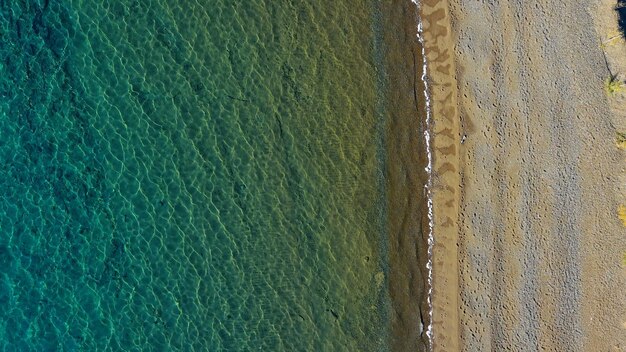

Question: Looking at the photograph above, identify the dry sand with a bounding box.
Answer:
[420,0,626,350]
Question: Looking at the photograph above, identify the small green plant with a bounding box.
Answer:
[600,33,622,49]
[618,205,626,226]
[605,75,625,95]
[616,132,626,149]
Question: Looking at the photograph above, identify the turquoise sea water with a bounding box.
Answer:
[0,0,409,351]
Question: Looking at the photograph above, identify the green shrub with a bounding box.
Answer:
[605,75,624,95]
[618,205,626,226]
[616,132,626,149]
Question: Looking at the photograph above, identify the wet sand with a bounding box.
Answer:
[420,0,626,350]
[419,1,461,350]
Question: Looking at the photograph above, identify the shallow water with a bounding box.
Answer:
[0,0,400,350]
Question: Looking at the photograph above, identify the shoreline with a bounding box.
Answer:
[416,1,461,350]
[380,1,431,350]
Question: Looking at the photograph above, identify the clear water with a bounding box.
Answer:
[0,0,396,350]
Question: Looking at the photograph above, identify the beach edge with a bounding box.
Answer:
[418,1,461,351]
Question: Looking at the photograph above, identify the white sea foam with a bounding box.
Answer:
[412,1,434,350]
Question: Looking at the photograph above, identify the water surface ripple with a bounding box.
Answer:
[0,1,397,351]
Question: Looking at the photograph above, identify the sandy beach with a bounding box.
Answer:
[421,0,626,350]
